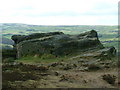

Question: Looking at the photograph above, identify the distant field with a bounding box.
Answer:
[1,23,119,51]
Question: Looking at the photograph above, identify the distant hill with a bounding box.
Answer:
[1,23,118,51]
[2,44,13,50]
[0,37,14,50]
[2,37,14,45]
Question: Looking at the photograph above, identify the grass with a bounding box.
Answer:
[16,54,69,64]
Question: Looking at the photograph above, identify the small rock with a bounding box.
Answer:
[50,62,58,67]
[102,74,116,85]
[54,71,59,76]
[87,64,102,71]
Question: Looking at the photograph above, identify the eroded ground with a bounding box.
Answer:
[2,50,119,88]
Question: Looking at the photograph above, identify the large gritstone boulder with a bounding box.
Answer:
[11,32,63,44]
[12,30,104,58]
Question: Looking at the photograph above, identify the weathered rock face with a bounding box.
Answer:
[12,30,105,58]
[96,47,116,59]
[12,32,63,44]
[76,46,116,60]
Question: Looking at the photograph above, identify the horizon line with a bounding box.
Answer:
[0,23,118,26]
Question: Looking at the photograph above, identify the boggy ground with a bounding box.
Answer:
[2,50,119,89]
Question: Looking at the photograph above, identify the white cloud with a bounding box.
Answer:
[1,15,117,25]
[0,0,119,25]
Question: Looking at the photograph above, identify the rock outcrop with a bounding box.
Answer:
[12,32,63,44]
[11,30,116,58]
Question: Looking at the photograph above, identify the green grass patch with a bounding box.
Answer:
[16,54,69,64]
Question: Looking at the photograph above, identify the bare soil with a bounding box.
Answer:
[2,60,119,89]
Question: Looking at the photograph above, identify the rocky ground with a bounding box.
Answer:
[2,50,119,89]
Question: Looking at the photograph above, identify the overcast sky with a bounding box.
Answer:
[0,0,119,25]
